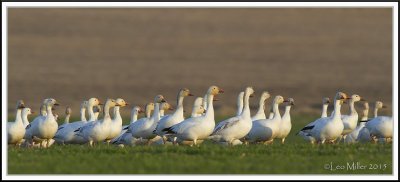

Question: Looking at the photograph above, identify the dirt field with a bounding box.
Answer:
[7,8,393,117]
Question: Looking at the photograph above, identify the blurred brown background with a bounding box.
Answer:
[8,8,393,118]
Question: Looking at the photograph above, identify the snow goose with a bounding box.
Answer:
[111,106,144,145]
[276,98,294,144]
[54,98,101,144]
[340,94,365,141]
[251,91,271,121]
[344,101,370,143]
[191,97,205,117]
[297,97,330,144]
[155,88,193,139]
[209,87,254,145]
[58,107,72,130]
[75,99,119,146]
[129,95,167,143]
[247,95,287,143]
[163,86,224,146]
[365,101,393,142]
[7,100,26,146]
[21,107,34,128]
[107,98,129,144]
[310,92,348,144]
[25,98,60,148]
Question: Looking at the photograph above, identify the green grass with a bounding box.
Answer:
[7,115,393,174]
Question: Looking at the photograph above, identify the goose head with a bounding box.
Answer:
[45,98,60,107]
[284,98,295,106]
[154,95,167,103]
[273,95,287,105]
[16,100,26,109]
[197,105,206,115]
[161,102,174,111]
[334,92,348,104]
[145,103,155,112]
[116,98,129,107]
[88,98,102,107]
[207,86,224,96]
[132,106,144,115]
[180,88,194,97]
[375,101,386,109]
[65,107,72,115]
[54,113,59,121]
[322,97,330,105]
[347,94,365,102]
[22,107,34,115]
[105,99,120,108]
[260,91,271,101]
[81,101,88,109]
[245,87,255,98]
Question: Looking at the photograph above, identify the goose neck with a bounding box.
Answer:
[152,103,160,121]
[348,100,357,115]
[15,109,23,125]
[131,112,138,123]
[45,105,55,121]
[241,92,251,118]
[64,114,70,124]
[113,106,121,121]
[332,100,342,119]
[237,95,244,116]
[321,104,328,118]
[205,94,214,118]
[272,103,281,120]
[88,104,96,121]
[159,109,165,117]
[373,107,378,118]
[22,111,29,126]
[80,108,87,121]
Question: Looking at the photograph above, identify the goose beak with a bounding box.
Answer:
[18,105,26,109]
[98,102,103,105]
[213,98,219,101]
[31,111,35,114]
[188,93,194,96]
[382,105,387,108]
[125,102,130,106]
[161,99,167,103]
[360,98,366,101]
[139,109,144,114]
[54,102,60,106]
[218,89,225,93]
[250,93,255,98]
[115,103,121,106]
[168,107,174,111]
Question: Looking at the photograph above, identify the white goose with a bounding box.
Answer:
[356,102,373,143]
[247,95,287,143]
[111,106,144,145]
[276,98,294,144]
[191,97,206,117]
[54,98,101,145]
[297,97,330,144]
[129,95,166,143]
[344,101,370,143]
[365,101,393,142]
[209,87,254,145]
[340,94,365,141]
[251,91,271,121]
[106,98,129,144]
[7,100,26,146]
[25,98,60,148]
[310,92,348,144]
[155,88,193,139]
[163,86,224,146]
[75,99,119,146]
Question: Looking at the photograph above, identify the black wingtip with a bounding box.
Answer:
[162,127,175,134]
[123,126,129,130]
[74,128,81,132]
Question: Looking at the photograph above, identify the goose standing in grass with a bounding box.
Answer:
[276,98,294,144]
[339,94,365,141]
[7,100,26,146]
[129,95,166,144]
[344,101,370,143]
[58,107,72,129]
[209,87,254,145]
[356,102,373,143]
[163,86,224,146]
[111,106,144,146]
[54,98,101,145]
[310,92,348,144]
[155,88,193,143]
[251,91,271,121]
[297,97,330,144]
[106,98,129,144]
[21,107,34,128]
[75,99,119,146]
[25,98,60,148]
[365,101,393,143]
[247,96,287,144]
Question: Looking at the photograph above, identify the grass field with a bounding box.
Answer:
[7,115,393,174]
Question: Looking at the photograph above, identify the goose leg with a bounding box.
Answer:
[281,138,286,144]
